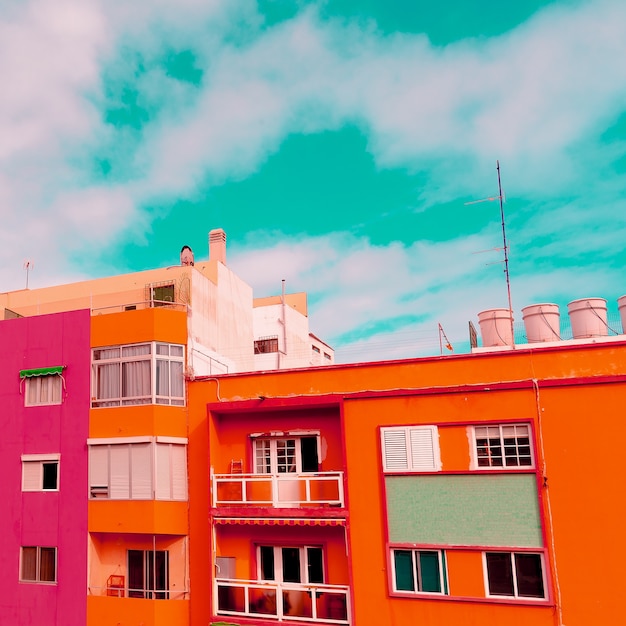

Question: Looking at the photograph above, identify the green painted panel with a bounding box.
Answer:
[386,474,542,548]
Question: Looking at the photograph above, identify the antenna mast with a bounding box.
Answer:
[496,160,515,346]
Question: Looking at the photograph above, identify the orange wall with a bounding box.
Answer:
[89,501,188,535]
[187,340,626,626]
[89,405,188,438]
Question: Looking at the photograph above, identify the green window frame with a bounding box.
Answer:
[392,549,448,595]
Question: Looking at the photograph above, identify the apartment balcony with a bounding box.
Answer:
[212,472,344,509]
[214,579,350,624]
[87,595,189,626]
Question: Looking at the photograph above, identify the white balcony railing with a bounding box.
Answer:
[212,472,344,508]
[215,578,350,624]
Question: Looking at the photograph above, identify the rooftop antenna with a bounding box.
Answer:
[465,160,514,346]
[23,259,34,289]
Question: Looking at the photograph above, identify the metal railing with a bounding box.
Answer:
[215,578,350,623]
[212,472,344,508]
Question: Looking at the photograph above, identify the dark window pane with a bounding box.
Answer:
[307,547,324,584]
[260,546,275,581]
[42,462,58,490]
[515,553,545,598]
[486,552,514,596]
[419,551,441,593]
[39,548,56,582]
[128,550,145,598]
[301,437,319,473]
[21,547,37,580]
[393,550,414,591]
[282,547,301,583]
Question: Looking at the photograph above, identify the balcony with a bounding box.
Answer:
[212,472,344,508]
[215,579,350,624]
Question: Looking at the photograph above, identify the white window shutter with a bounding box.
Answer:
[409,427,438,470]
[130,443,152,499]
[382,429,409,471]
[155,443,171,500]
[171,445,188,501]
[109,445,130,499]
[22,462,41,491]
[89,446,109,489]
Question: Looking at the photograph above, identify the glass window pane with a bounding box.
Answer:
[486,552,514,596]
[21,547,37,580]
[42,462,58,490]
[39,548,56,582]
[515,553,545,598]
[419,551,441,593]
[307,547,324,584]
[281,547,301,583]
[260,546,275,581]
[393,550,415,591]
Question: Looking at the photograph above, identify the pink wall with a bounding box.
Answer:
[0,310,90,626]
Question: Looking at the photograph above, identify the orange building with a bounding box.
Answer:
[188,334,626,626]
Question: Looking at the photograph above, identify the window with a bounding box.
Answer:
[21,367,64,406]
[323,352,331,361]
[381,426,441,472]
[22,454,60,491]
[473,424,533,468]
[20,546,57,583]
[312,345,321,354]
[254,436,319,474]
[254,336,279,354]
[258,545,324,585]
[88,438,188,500]
[92,342,184,407]
[128,550,169,599]
[484,552,546,599]
[149,282,175,307]
[392,549,448,595]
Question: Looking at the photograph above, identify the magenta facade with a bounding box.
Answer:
[0,310,90,626]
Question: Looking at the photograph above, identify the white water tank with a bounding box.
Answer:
[567,298,607,338]
[521,303,560,343]
[477,308,513,347]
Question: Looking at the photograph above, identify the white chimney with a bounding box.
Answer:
[209,229,226,264]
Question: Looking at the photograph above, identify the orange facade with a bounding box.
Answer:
[187,339,626,626]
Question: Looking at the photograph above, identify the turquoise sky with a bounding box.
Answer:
[1,0,625,361]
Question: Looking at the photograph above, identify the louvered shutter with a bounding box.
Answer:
[22,462,41,491]
[409,427,437,470]
[110,445,130,499]
[130,443,152,499]
[89,446,109,493]
[155,443,171,500]
[382,429,409,471]
[171,445,188,501]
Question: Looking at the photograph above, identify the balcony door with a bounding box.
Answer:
[128,549,169,599]
[258,545,324,585]
[254,436,319,474]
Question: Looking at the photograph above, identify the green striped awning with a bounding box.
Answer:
[19,366,65,379]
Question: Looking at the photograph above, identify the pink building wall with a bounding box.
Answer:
[0,310,90,626]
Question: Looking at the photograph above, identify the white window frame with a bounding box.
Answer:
[20,546,57,584]
[252,434,320,475]
[21,454,60,491]
[482,551,547,600]
[390,548,448,595]
[91,342,185,407]
[470,423,534,470]
[381,426,441,472]
[24,374,63,406]
[257,545,324,584]
[88,437,188,501]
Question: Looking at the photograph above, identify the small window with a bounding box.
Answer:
[20,546,57,583]
[254,336,279,354]
[392,549,448,595]
[312,345,321,354]
[381,426,441,472]
[22,454,60,491]
[473,424,533,468]
[323,352,331,360]
[484,551,546,599]
[150,283,175,307]
[21,368,64,406]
